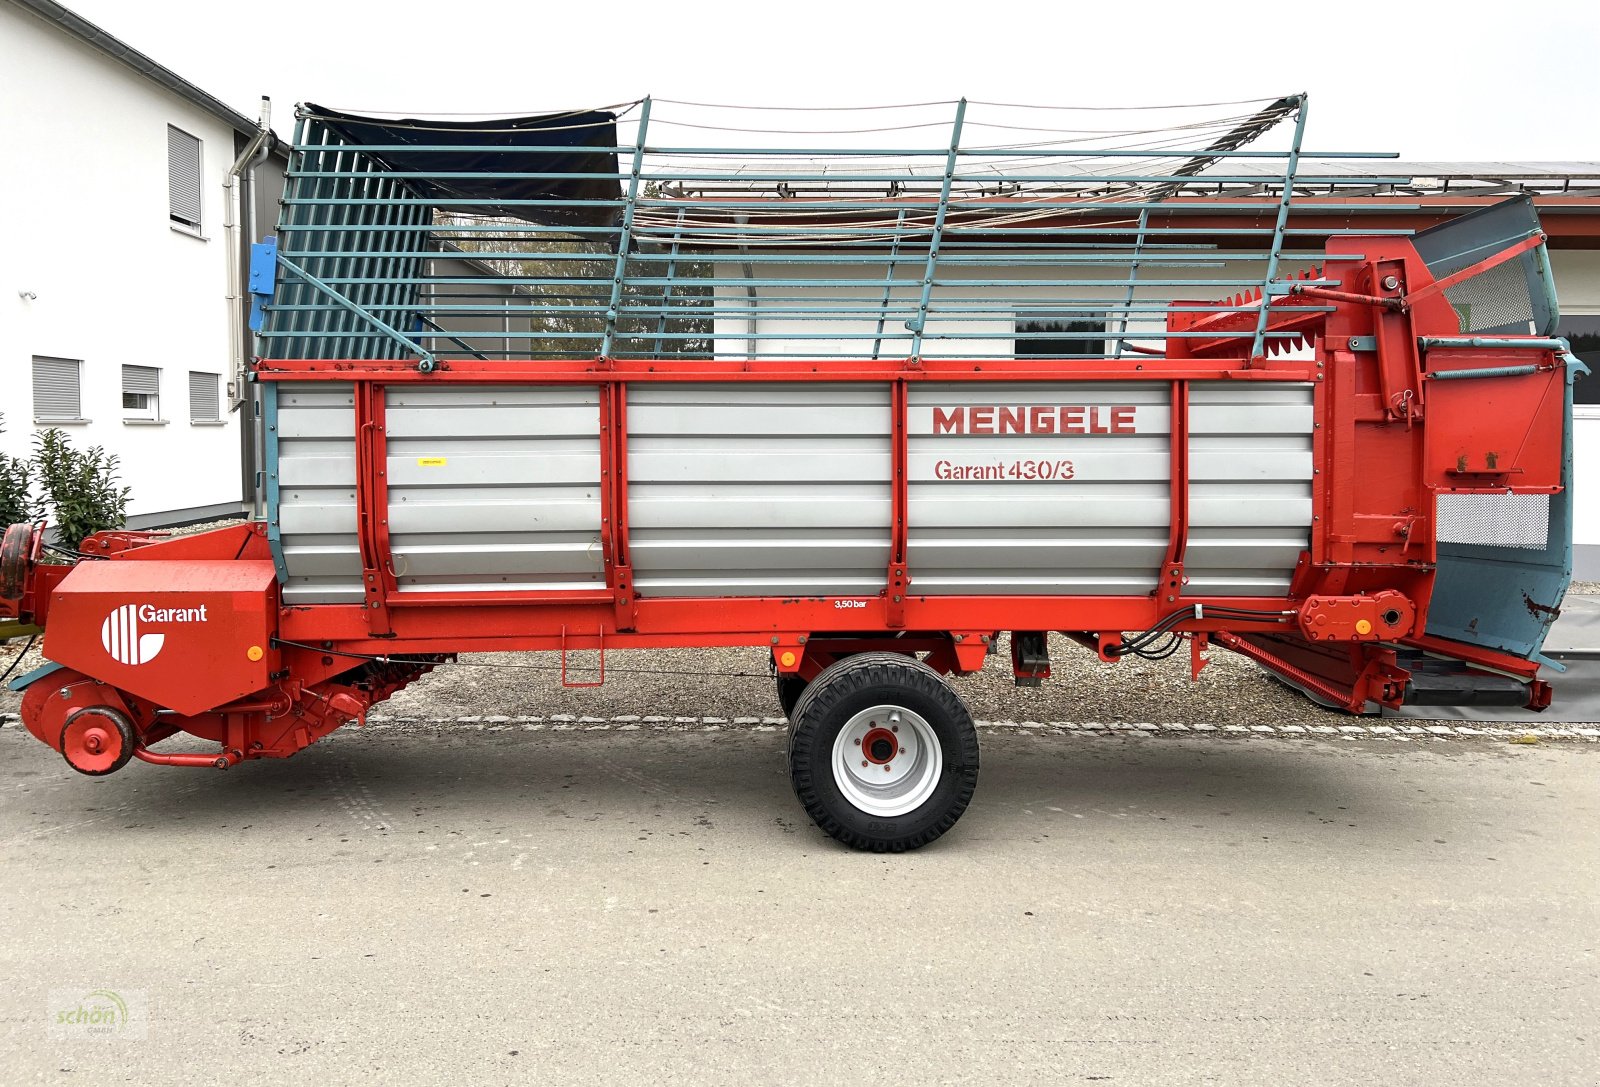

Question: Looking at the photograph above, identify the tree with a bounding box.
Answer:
[0,413,33,528]
[30,429,129,548]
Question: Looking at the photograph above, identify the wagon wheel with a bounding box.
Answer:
[774,648,914,720]
[787,653,979,852]
[59,706,136,776]
[775,671,809,721]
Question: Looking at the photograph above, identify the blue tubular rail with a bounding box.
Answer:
[260,94,1416,364]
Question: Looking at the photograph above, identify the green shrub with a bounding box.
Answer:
[31,429,130,548]
[0,413,33,528]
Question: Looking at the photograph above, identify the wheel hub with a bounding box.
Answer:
[831,705,943,818]
[860,727,898,764]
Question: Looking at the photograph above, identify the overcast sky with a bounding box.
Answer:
[61,0,1600,161]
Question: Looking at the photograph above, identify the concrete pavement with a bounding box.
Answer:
[0,725,1595,1085]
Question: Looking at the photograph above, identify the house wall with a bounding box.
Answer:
[710,255,1352,365]
[0,3,249,523]
[418,256,528,358]
[1550,250,1600,579]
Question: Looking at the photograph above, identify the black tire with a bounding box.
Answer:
[59,706,136,777]
[776,648,913,720]
[775,671,808,720]
[787,652,979,852]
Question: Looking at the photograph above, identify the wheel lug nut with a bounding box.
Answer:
[854,738,860,745]
[891,725,898,732]
[861,760,868,768]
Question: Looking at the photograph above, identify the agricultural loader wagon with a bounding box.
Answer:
[1,94,1584,850]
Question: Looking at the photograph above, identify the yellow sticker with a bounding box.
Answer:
[417,457,447,467]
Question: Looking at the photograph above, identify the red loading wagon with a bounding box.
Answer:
[0,95,1585,850]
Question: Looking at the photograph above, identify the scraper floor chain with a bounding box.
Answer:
[786,654,980,852]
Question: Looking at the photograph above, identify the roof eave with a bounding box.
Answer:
[6,0,285,156]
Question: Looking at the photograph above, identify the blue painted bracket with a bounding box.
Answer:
[248,236,278,332]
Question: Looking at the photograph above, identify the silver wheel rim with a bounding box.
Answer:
[830,704,943,818]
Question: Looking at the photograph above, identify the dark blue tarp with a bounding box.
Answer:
[303,104,623,229]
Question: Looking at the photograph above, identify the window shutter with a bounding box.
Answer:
[123,365,160,396]
[168,125,202,227]
[32,356,82,420]
[189,371,220,422]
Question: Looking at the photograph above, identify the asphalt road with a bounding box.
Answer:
[1,724,1595,1086]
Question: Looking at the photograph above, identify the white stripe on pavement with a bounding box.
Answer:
[352,715,1599,740]
[2,713,1596,740]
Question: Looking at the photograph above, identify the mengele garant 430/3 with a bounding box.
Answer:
[1,94,1585,850]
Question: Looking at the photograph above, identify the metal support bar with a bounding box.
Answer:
[1248,95,1309,362]
[1290,284,1405,310]
[414,312,490,361]
[600,96,652,359]
[906,99,967,360]
[275,254,436,371]
[871,209,908,361]
[1113,208,1151,359]
[1420,336,1570,350]
[651,206,687,356]
[1408,231,1545,304]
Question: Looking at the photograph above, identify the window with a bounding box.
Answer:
[32,356,84,423]
[122,365,161,421]
[189,371,221,423]
[168,125,203,231]
[1557,314,1600,408]
[1015,312,1108,359]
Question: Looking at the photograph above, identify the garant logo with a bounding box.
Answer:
[100,603,208,666]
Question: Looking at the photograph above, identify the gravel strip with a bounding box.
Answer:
[367,633,1341,726]
[166,516,247,535]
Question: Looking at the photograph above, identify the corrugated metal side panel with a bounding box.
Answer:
[1186,383,1315,596]
[628,383,891,597]
[385,386,604,593]
[908,383,1172,595]
[275,382,362,604]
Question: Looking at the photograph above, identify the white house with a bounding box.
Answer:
[0,0,282,527]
